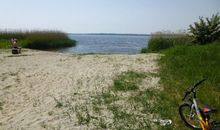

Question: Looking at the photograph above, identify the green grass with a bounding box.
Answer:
[0,31,76,49]
[106,105,152,129]
[93,92,119,105]
[113,71,147,91]
[0,40,10,48]
[129,89,159,113]
[156,42,220,129]
[75,105,92,125]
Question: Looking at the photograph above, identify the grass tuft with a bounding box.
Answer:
[53,97,63,108]
[113,71,147,91]
[0,101,3,110]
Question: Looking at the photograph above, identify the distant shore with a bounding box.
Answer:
[69,33,151,36]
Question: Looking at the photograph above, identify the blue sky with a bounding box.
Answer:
[0,0,219,34]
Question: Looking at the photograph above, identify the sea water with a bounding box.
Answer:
[60,34,150,54]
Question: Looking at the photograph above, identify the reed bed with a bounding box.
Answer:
[0,30,76,49]
[141,32,193,53]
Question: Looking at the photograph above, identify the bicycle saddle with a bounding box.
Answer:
[203,105,217,114]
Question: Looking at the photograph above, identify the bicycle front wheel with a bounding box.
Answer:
[179,103,202,130]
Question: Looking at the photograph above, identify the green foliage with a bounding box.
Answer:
[93,92,119,105]
[147,36,174,52]
[140,47,148,53]
[158,43,220,129]
[146,34,192,52]
[0,31,26,39]
[0,31,76,49]
[189,13,220,44]
[0,40,10,48]
[53,97,63,108]
[142,13,220,53]
[106,105,151,130]
[113,71,147,91]
[130,89,159,113]
[75,105,92,125]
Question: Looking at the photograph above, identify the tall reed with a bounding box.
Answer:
[0,30,76,49]
[141,32,193,53]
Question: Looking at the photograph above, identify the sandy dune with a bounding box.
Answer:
[0,49,159,130]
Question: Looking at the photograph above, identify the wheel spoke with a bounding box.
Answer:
[179,103,202,129]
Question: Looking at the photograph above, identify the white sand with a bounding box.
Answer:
[0,49,159,130]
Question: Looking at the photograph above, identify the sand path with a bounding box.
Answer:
[0,49,159,130]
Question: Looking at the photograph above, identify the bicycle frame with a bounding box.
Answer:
[192,98,211,130]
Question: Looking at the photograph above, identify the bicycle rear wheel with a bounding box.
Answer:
[212,121,220,130]
[179,103,202,130]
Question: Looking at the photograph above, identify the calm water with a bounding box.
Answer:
[60,34,150,54]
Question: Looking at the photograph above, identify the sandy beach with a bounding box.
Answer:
[0,49,159,130]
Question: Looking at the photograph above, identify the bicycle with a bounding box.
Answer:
[179,79,220,130]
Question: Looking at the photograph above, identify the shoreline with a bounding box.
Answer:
[1,48,155,55]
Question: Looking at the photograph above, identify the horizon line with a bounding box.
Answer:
[68,32,187,36]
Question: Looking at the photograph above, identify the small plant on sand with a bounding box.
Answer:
[53,97,63,108]
[75,104,92,125]
[0,101,3,110]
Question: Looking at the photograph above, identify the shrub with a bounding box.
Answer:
[144,32,192,52]
[189,13,220,44]
[147,36,173,52]
[24,31,76,49]
[140,47,148,53]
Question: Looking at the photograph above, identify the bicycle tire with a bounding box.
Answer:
[212,121,220,130]
[179,103,202,130]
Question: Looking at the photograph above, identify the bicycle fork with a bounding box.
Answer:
[192,99,211,130]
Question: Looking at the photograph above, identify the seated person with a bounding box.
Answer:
[10,38,21,53]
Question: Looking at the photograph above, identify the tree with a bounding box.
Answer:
[189,13,220,44]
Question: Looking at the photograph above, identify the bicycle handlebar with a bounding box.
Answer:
[182,79,206,101]
[192,79,206,90]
